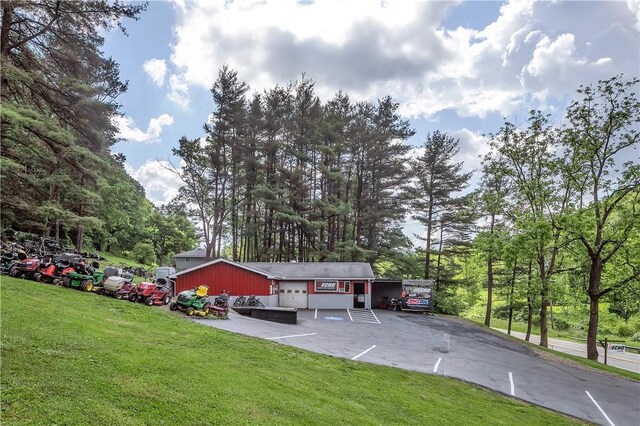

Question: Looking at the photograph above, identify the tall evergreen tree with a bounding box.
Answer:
[407,131,473,282]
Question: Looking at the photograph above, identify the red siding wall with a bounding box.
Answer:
[176,262,270,296]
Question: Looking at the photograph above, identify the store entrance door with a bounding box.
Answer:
[353,282,365,308]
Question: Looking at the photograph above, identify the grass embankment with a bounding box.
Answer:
[1,278,584,425]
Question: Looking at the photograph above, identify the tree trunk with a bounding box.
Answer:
[538,255,549,348]
[587,257,603,361]
[484,257,494,327]
[507,259,517,334]
[525,260,533,342]
[484,212,496,327]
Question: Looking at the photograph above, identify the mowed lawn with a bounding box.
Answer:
[1,278,585,425]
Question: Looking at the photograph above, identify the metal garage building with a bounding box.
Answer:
[173,259,375,309]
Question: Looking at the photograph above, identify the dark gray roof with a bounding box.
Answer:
[243,262,375,280]
[173,249,206,258]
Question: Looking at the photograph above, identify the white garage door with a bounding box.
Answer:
[279,282,308,308]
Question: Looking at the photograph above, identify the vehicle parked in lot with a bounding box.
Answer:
[130,281,171,306]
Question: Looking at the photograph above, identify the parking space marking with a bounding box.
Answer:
[586,391,615,426]
[348,309,380,324]
[265,333,318,340]
[433,357,442,373]
[509,372,514,396]
[351,345,376,360]
[314,309,317,319]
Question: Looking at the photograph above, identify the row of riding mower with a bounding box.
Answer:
[170,286,229,318]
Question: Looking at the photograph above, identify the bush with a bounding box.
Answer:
[631,332,640,342]
[617,323,634,337]
[131,242,156,265]
[553,317,570,331]
[493,302,528,322]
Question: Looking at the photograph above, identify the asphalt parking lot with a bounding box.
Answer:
[192,309,640,425]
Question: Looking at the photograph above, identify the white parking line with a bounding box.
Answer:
[351,345,376,360]
[347,309,353,322]
[314,309,317,319]
[433,358,442,373]
[370,309,381,324]
[586,391,615,426]
[265,333,318,340]
[509,372,515,396]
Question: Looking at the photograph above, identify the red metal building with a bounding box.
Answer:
[173,258,375,309]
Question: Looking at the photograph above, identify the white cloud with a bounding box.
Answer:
[125,160,183,206]
[143,58,167,87]
[167,0,638,119]
[167,74,190,108]
[629,0,640,30]
[113,113,174,143]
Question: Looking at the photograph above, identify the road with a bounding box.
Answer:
[190,309,640,425]
[493,328,640,373]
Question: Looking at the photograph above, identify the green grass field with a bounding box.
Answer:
[0,277,585,425]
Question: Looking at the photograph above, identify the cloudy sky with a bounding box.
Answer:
[104,0,640,207]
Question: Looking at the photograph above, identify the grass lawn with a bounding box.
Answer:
[0,278,586,425]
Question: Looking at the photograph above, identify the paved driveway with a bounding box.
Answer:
[493,329,640,373]
[192,309,640,425]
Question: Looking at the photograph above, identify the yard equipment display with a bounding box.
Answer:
[101,276,137,299]
[170,285,211,316]
[129,281,171,306]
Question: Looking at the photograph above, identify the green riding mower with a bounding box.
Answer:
[170,285,212,317]
[61,262,105,292]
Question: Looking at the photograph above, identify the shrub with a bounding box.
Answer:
[132,242,156,265]
[493,302,528,322]
[553,317,570,331]
[617,323,634,337]
[631,332,640,342]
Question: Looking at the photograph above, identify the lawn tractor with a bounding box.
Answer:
[101,276,137,299]
[170,285,212,316]
[61,262,105,292]
[129,281,171,306]
[1,249,26,276]
[9,257,42,279]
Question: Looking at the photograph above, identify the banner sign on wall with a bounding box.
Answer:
[315,281,338,292]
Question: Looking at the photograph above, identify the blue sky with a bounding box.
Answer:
[103,0,640,222]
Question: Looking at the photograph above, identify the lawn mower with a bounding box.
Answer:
[9,256,42,280]
[61,262,105,292]
[1,249,25,276]
[129,281,171,306]
[101,276,137,299]
[170,285,212,316]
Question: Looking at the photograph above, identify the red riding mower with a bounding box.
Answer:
[129,281,171,306]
